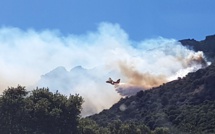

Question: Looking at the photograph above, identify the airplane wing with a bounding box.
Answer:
[106,78,114,85]
[113,79,120,84]
[106,78,120,85]
[106,81,112,84]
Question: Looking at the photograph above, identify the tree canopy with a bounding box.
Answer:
[0,86,83,134]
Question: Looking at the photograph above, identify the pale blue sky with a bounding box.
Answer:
[0,0,214,41]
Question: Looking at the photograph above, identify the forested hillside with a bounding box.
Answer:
[89,62,215,133]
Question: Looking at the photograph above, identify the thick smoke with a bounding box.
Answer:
[118,62,167,89]
[0,22,209,116]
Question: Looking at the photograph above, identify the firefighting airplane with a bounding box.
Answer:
[106,78,120,85]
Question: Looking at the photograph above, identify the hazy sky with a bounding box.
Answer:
[0,0,214,41]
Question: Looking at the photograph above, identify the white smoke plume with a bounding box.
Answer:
[0,22,209,116]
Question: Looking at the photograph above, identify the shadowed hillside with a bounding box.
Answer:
[180,34,215,61]
[89,61,215,133]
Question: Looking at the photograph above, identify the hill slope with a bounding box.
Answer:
[180,34,215,61]
[89,61,215,133]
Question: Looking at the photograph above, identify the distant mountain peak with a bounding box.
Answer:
[70,65,85,71]
[53,66,67,72]
[41,66,68,78]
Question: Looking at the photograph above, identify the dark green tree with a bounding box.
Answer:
[0,86,84,134]
[0,85,28,133]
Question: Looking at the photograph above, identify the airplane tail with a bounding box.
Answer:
[115,79,120,84]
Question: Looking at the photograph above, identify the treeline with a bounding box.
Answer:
[79,119,169,134]
[0,86,169,134]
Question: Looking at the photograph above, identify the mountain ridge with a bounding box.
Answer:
[180,34,215,61]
